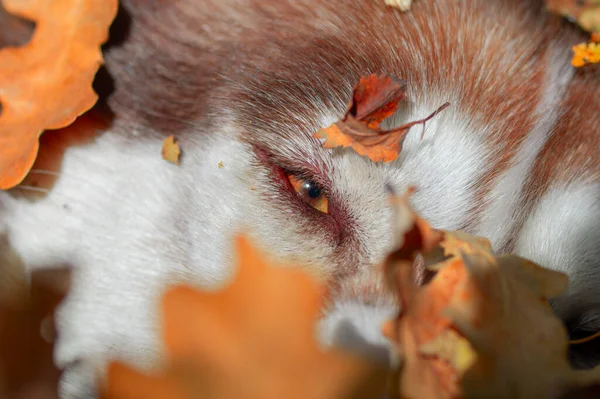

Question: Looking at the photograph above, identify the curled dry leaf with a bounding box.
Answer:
[102,235,386,399]
[314,74,449,163]
[385,0,413,12]
[0,0,118,190]
[546,0,600,33]
[381,193,471,399]
[382,190,600,399]
[0,235,71,399]
[161,135,182,166]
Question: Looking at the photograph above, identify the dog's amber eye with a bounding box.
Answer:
[287,174,329,214]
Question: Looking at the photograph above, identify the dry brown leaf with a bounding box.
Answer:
[314,74,450,163]
[0,0,117,190]
[383,236,475,398]
[161,135,181,166]
[102,235,386,399]
[385,0,413,12]
[0,235,71,399]
[382,190,600,399]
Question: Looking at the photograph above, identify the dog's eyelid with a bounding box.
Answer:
[264,152,330,189]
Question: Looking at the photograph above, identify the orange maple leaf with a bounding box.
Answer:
[382,191,600,399]
[0,0,118,190]
[102,235,385,399]
[314,74,450,163]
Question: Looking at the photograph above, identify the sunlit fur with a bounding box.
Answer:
[0,0,599,398]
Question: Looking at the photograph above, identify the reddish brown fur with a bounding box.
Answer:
[508,66,600,252]
[103,0,586,241]
[101,0,572,140]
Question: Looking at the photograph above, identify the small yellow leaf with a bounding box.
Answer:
[571,41,600,68]
[385,0,413,12]
[162,135,181,166]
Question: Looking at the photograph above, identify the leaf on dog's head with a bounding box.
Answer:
[103,234,386,399]
[571,37,600,67]
[384,0,413,12]
[162,135,181,166]
[0,0,118,190]
[349,75,407,129]
[314,74,449,163]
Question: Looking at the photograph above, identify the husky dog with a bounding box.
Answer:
[1,0,599,397]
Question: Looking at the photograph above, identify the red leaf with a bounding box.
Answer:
[315,74,450,163]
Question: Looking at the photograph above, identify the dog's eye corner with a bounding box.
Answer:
[286,174,329,214]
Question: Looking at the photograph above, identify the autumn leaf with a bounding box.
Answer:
[381,194,473,399]
[385,0,413,12]
[0,235,71,399]
[546,0,600,34]
[161,135,182,166]
[314,74,449,163]
[102,234,386,399]
[571,33,600,67]
[0,0,118,190]
[382,190,600,399]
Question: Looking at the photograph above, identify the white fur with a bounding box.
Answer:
[391,98,490,232]
[514,182,600,324]
[3,121,255,397]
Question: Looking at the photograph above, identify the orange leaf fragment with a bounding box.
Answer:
[384,0,413,12]
[381,193,471,399]
[314,74,450,163]
[571,38,600,67]
[161,135,181,165]
[381,190,600,399]
[0,0,118,190]
[103,235,384,399]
